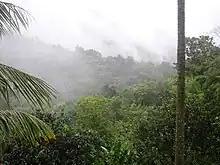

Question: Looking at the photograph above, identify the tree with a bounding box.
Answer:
[185,36,220,76]
[175,0,185,165]
[0,1,57,163]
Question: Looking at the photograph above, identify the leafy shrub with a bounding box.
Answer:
[3,107,104,165]
[133,105,175,165]
[94,141,137,165]
[73,96,127,141]
[4,131,103,165]
[33,108,75,134]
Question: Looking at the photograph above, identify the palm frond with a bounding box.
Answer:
[0,1,32,37]
[0,110,55,144]
[0,63,57,109]
[0,2,57,108]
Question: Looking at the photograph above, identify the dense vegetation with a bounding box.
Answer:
[0,37,175,102]
[2,35,220,164]
[0,1,57,163]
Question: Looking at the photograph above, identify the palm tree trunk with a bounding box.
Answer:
[175,0,185,165]
[0,143,3,165]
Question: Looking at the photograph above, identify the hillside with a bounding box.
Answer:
[0,36,175,102]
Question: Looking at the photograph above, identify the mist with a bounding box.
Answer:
[1,0,220,101]
[8,0,220,53]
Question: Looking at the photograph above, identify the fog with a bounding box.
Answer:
[1,0,220,100]
[8,0,220,59]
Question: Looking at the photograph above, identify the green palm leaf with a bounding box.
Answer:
[0,1,57,108]
[0,0,56,148]
[0,63,57,109]
[0,1,32,37]
[0,110,55,144]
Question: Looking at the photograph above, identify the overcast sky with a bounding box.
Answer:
[8,0,220,55]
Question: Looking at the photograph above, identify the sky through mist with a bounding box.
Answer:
[7,0,220,60]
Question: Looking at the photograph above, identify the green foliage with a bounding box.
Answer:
[74,96,114,138]
[73,95,135,143]
[5,35,220,165]
[100,84,118,97]
[128,80,175,106]
[94,141,137,165]
[4,132,103,165]
[0,1,57,162]
[0,111,55,144]
[186,35,220,77]
[4,109,104,165]
[33,108,75,135]
[0,1,32,37]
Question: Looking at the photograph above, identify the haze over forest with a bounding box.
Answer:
[1,0,220,101]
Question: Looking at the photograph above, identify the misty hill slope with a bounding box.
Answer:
[0,36,175,101]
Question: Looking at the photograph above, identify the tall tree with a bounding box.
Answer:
[175,0,185,165]
[0,1,57,163]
